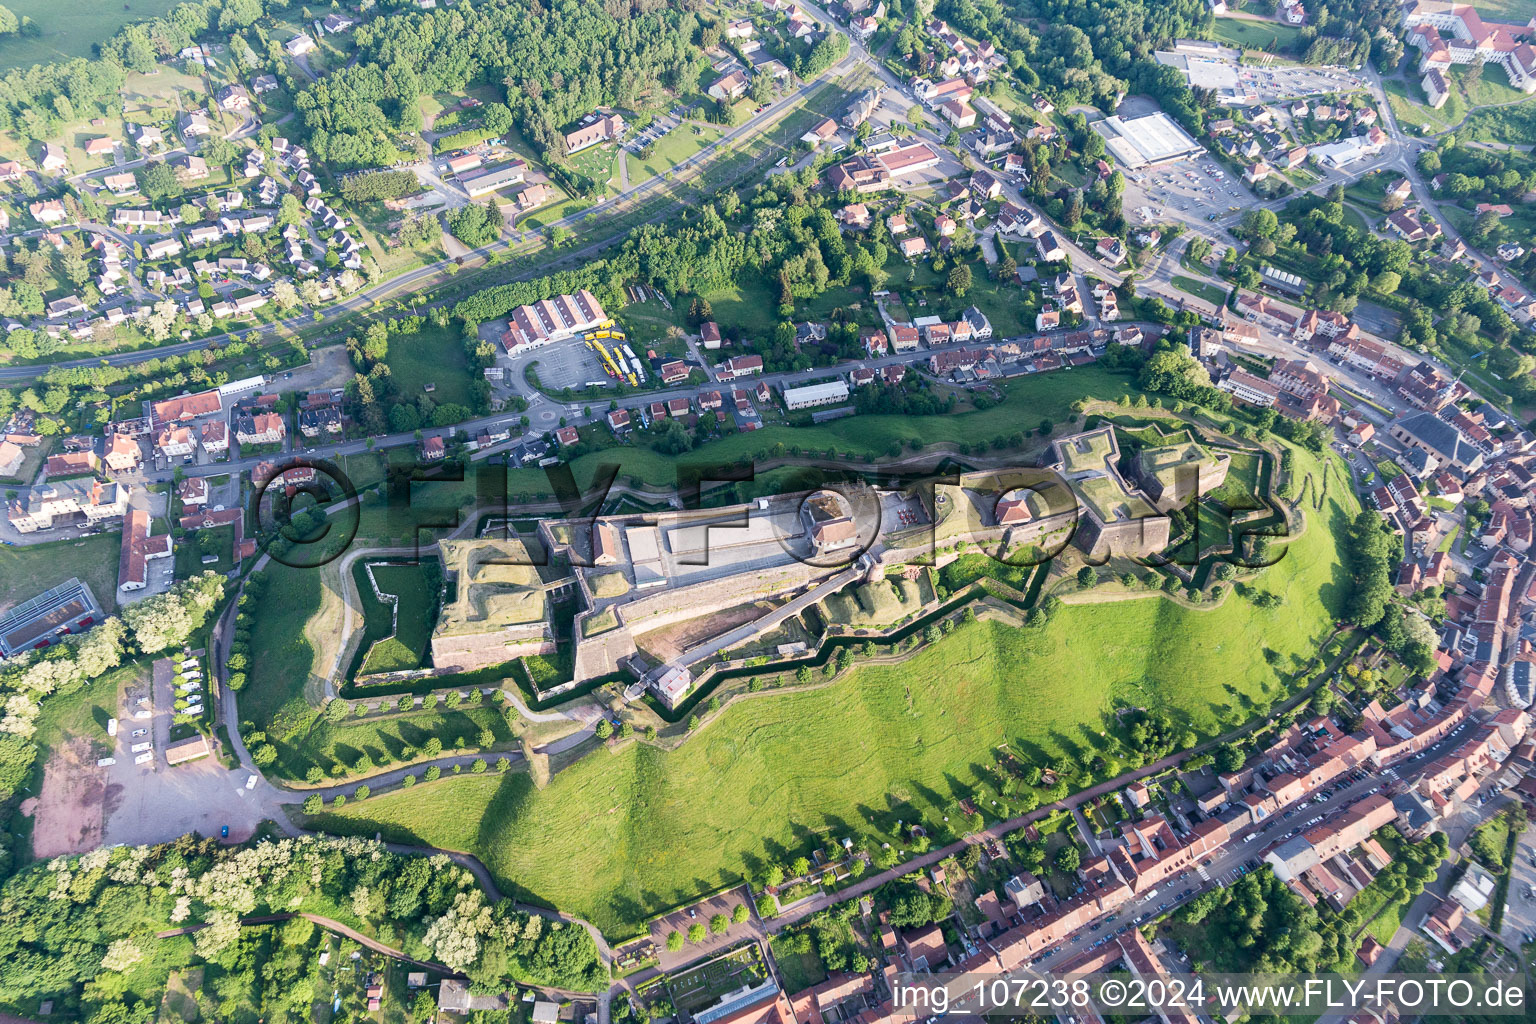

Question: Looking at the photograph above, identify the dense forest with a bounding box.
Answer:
[296,0,706,170]
[0,835,606,1023]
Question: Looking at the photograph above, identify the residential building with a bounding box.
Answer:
[7,478,127,533]
[783,380,850,410]
[118,508,172,591]
[235,411,285,446]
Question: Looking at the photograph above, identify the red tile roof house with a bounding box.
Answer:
[900,925,950,971]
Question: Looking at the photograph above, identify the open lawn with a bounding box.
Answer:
[355,560,441,676]
[32,660,147,754]
[1383,76,1464,135]
[699,274,781,336]
[384,324,478,412]
[268,704,515,783]
[175,524,235,580]
[242,561,330,738]
[1209,17,1304,54]
[1467,0,1536,23]
[0,0,182,70]
[625,122,728,183]
[1457,63,1530,106]
[1172,276,1230,306]
[312,442,1354,939]
[0,531,123,615]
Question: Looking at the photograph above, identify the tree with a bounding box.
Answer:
[1213,742,1245,773]
[946,263,972,296]
[709,913,728,934]
[1054,845,1081,873]
[666,931,684,951]
[687,923,706,943]
[595,720,613,740]
[732,903,750,924]
[1239,208,1279,240]
[1076,565,1097,589]
[122,572,225,652]
[137,161,180,201]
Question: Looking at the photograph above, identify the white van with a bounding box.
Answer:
[131,742,152,753]
[133,752,155,765]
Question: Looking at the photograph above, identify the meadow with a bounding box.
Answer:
[0,0,180,70]
[0,531,123,615]
[310,441,1357,938]
[240,561,329,739]
[354,561,441,675]
[1208,17,1304,54]
[383,324,479,412]
[270,704,516,783]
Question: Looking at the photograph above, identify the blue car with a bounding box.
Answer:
[220,825,229,838]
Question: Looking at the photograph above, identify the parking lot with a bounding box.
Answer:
[1123,159,1254,222]
[1499,823,1536,947]
[648,886,761,971]
[503,336,615,393]
[625,105,693,154]
[1240,64,1367,103]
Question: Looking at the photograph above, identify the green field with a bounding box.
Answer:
[1383,76,1465,136]
[1172,276,1230,306]
[174,524,235,580]
[242,561,327,738]
[383,324,479,412]
[0,531,123,616]
[624,122,728,182]
[1467,0,1536,23]
[0,0,182,70]
[270,705,515,783]
[312,442,1356,939]
[355,560,441,676]
[1209,17,1304,54]
[1457,63,1530,106]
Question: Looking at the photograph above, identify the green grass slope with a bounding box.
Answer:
[309,444,1356,938]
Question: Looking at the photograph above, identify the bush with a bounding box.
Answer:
[354,784,371,800]
[332,794,347,808]
[302,794,322,813]
[424,765,441,782]
[402,774,417,787]
[471,758,488,773]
